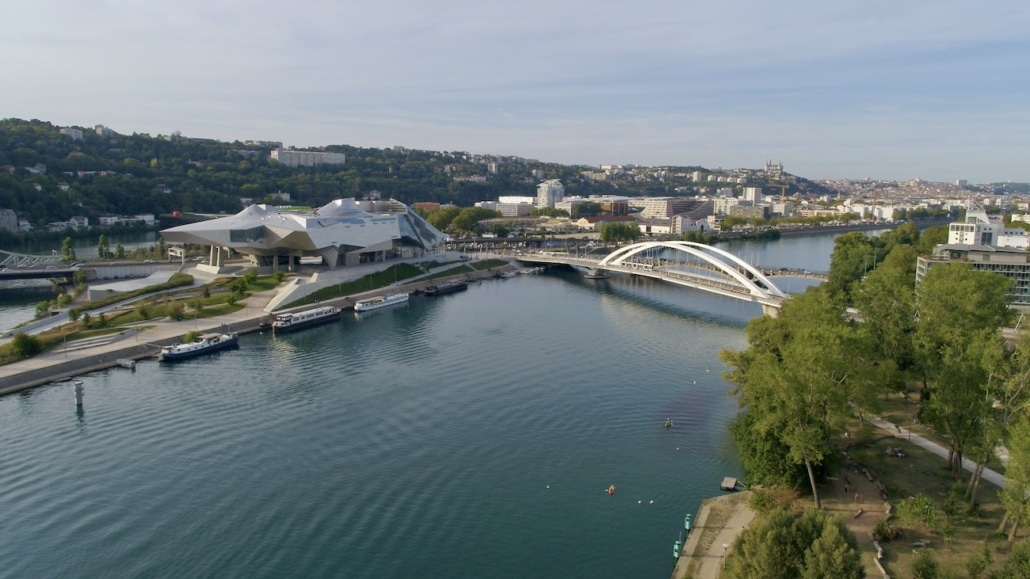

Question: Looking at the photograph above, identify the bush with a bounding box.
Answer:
[10,332,42,358]
[911,550,941,579]
[873,519,900,542]
[166,300,185,321]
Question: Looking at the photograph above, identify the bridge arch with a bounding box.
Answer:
[598,241,788,300]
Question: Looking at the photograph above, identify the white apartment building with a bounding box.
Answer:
[743,187,762,203]
[714,197,740,216]
[271,149,347,167]
[536,179,565,208]
[59,128,83,140]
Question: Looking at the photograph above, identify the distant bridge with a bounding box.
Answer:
[479,241,829,316]
[0,250,63,269]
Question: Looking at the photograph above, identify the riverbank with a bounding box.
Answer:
[0,264,514,396]
[672,491,755,579]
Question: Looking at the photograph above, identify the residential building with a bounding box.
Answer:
[271,148,347,167]
[59,127,83,140]
[536,179,564,208]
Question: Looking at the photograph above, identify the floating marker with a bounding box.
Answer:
[73,381,84,409]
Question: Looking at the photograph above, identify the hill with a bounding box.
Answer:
[0,118,836,243]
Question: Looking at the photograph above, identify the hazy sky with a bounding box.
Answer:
[5,0,1028,183]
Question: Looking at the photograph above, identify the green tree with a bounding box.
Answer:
[114,243,125,259]
[801,518,863,579]
[852,244,919,392]
[134,301,149,320]
[426,206,462,231]
[35,301,50,318]
[992,540,1030,578]
[61,236,76,261]
[914,263,1013,478]
[911,549,942,579]
[722,289,871,507]
[97,234,109,259]
[10,332,43,358]
[826,231,876,300]
[999,416,1030,547]
[726,508,861,579]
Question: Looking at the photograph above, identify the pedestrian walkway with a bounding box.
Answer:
[871,416,1006,488]
[0,287,281,394]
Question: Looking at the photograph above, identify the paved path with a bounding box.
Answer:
[872,416,1006,488]
[672,492,754,579]
[0,288,282,394]
[0,261,516,395]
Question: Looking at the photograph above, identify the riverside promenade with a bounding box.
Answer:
[0,262,515,396]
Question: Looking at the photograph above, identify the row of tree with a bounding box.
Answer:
[722,223,1026,526]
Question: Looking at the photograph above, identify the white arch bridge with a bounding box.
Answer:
[490,241,805,316]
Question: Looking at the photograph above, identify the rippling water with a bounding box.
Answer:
[0,270,757,578]
[0,231,870,578]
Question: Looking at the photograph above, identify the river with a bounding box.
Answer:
[0,231,872,578]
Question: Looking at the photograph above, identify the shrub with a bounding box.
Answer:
[10,332,42,358]
[166,300,185,321]
[873,519,900,542]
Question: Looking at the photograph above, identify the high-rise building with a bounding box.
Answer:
[536,179,564,208]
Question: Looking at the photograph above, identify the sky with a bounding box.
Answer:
[4,0,1029,183]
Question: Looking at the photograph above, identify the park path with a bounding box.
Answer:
[871,416,1006,488]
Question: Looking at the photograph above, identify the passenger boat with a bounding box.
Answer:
[158,332,239,362]
[424,279,468,296]
[272,306,340,333]
[354,293,409,312]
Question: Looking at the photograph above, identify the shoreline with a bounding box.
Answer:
[0,266,512,397]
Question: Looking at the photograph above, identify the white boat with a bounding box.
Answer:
[354,293,409,312]
[272,306,340,333]
[158,332,239,362]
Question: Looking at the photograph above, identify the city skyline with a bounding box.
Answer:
[4,0,1028,184]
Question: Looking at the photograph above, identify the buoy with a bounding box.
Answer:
[685,513,693,531]
[665,418,673,428]
[608,484,615,496]
[673,539,682,559]
[650,500,654,504]
[73,381,84,409]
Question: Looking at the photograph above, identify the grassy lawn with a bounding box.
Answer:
[825,418,1012,577]
[470,259,509,270]
[286,263,426,308]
